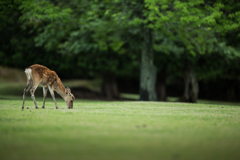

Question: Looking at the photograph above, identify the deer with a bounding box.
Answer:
[22,64,75,109]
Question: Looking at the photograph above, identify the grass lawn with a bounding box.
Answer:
[0,96,240,160]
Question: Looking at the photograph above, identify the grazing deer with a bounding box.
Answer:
[22,64,75,109]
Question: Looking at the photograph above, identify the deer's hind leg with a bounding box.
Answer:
[22,79,33,109]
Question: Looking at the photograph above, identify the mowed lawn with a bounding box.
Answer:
[0,97,240,160]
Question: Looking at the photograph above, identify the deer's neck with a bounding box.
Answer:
[54,79,67,99]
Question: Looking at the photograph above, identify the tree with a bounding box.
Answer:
[145,0,240,102]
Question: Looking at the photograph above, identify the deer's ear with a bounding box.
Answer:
[66,87,71,93]
[65,87,71,94]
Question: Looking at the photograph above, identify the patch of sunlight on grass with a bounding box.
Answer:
[121,93,139,100]
[121,94,240,106]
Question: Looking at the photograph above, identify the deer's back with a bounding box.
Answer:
[26,64,59,87]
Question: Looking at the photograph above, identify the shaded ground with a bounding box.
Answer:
[71,86,134,101]
[0,66,26,82]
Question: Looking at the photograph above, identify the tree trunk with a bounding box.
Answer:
[139,27,157,101]
[181,62,199,103]
[101,72,120,100]
[156,69,167,101]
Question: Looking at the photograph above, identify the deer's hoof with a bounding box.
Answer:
[42,106,45,109]
[36,106,39,109]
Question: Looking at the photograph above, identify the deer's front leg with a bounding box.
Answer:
[42,87,48,109]
[30,85,39,109]
[48,86,59,109]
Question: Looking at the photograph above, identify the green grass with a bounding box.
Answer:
[0,96,240,160]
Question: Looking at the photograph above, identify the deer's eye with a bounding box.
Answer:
[71,100,73,102]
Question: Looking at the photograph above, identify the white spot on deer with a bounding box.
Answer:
[25,69,32,80]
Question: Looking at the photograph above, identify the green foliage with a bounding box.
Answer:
[19,0,72,29]
[18,0,141,77]
[0,0,19,27]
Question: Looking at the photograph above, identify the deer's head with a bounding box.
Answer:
[65,87,75,109]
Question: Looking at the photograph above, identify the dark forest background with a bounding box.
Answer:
[1,0,240,102]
